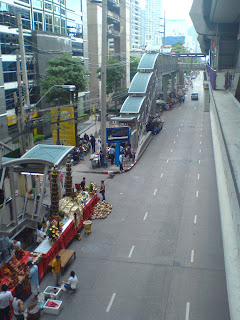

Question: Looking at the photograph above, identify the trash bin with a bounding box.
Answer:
[83,220,92,234]
[27,303,41,320]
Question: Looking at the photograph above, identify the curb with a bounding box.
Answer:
[101,160,137,175]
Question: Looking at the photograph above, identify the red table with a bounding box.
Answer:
[42,194,99,273]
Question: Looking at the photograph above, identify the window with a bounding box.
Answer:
[33,11,43,30]
[45,2,52,10]
[45,14,53,32]
[54,16,60,33]
[60,8,65,15]
[53,5,60,13]
[32,0,42,8]
[61,19,66,34]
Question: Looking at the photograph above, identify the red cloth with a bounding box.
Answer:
[41,194,99,273]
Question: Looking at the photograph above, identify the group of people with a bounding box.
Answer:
[51,255,78,293]
[79,177,105,201]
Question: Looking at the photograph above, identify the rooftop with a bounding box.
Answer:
[120,96,145,114]
[129,73,153,94]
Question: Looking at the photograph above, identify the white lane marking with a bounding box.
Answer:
[106,293,116,312]
[171,149,173,153]
[174,141,176,144]
[120,193,123,195]
[143,212,148,221]
[166,159,169,163]
[199,160,201,164]
[160,173,164,178]
[179,128,181,131]
[128,246,135,258]
[199,149,201,153]
[176,134,178,137]
[194,215,197,224]
[153,189,157,196]
[198,174,200,180]
[201,123,202,126]
[200,134,202,137]
[201,128,202,131]
[194,107,196,110]
[181,123,183,126]
[191,250,195,263]
[185,302,190,320]
[196,190,199,197]
[200,141,202,145]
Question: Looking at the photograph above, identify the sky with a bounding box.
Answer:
[140,0,193,25]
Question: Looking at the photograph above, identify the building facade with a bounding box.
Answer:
[130,0,141,50]
[0,0,88,140]
[87,0,130,102]
[144,0,163,46]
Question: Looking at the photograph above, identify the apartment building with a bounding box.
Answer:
[130,0,141,51]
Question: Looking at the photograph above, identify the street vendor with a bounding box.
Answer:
[36,225,46,246]
[80,177,86,191]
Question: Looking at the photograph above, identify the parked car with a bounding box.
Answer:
[191,93,199,100]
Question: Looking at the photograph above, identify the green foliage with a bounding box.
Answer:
[41,54,89,105]
[97,58,125,94]
[33,134,44,143]
[172,42,202,63]
[130,55,140,81]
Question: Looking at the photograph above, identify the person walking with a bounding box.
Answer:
[119,153,123,172]
[99,180,105,201]
[27,262,39,300]
[79,144,84,160]
[80,177,86,191]
[109,146,115,165]
[12,293,24,320]
[52,255,62,286]
[0,283,13,320]
[90,135,96,153]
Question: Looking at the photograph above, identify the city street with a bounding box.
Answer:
[37,74,230,320]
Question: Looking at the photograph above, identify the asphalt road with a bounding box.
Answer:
[39,73,230,320]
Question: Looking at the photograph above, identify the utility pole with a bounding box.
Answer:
[163,11,166,48]
[100,0,107,163]
[16,50,26,154]
[17,13,33,148]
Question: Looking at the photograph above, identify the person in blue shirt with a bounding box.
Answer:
[119,154,123,172]
[27,262,39,300]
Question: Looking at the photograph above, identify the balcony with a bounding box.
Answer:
[107,11,119,25]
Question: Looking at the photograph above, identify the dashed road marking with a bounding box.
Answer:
[199,160,201,164]
[176,134,178,137]
[153,189,157,196]
[160,173,163,178]
[191,250,195,263]
[174,141,176,144]
[106,293,116,312]
[194,215,197,224]
[166,159,169,163]
[198,174,200,180]
[185,302,190,320]
[143,212,148,221]
[171,149,173,153]
[199,149,201,153]
[200,141,202,145]
[128,246,135,258]
[196,190,199,197]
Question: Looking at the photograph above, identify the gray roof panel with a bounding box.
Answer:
[138,53,159,70]
[129,73,153,94]
[120,96,145,114]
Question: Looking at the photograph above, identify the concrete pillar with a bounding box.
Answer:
[179,71,184,86]
[203,81,210,112]
[162,75,168,102]
[171,72,176,92]
[9,167,17,224]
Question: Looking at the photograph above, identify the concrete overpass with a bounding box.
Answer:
[190,1,240,319]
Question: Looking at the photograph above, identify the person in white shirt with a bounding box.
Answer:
[12,293,24,320]
[62,271,78,293]
[36,225,46,245]
[0,283,13,320]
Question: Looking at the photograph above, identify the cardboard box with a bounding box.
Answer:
[43,299,63,315]
[43,286,62,300]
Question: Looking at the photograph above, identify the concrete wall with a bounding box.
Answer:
[0,46,9,141]
[32,32,72,83]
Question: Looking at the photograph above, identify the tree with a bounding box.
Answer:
[130,55,140,81]
[41,54,89,105]
[172,42,202,64]
[97,58,125,95]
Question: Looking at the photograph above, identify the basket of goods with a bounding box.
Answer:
[87,183,97,196]
[27,303,41,320]
[92,201,113,219]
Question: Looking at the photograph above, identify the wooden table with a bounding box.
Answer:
[48,249,76,273]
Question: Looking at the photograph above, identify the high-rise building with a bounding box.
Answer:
[0,0,88,140]
[87,0,130,101]
[144,0,163,46]
[130,0,141,50]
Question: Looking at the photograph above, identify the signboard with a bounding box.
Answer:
[106,126,130,144]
